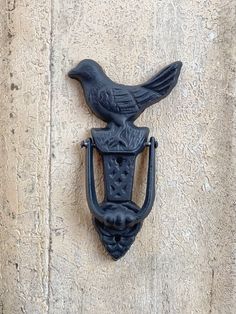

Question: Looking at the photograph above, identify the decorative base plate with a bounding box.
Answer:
[94,218,142,260]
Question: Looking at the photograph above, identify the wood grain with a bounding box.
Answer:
[0,0,235,313]
[0,0,51,313]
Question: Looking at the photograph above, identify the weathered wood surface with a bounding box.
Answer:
[0,0,235,313]
[0,0,51,313]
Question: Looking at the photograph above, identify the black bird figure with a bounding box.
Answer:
[68,59,182,147]
[68,59,182,259]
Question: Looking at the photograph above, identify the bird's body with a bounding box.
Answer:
[69,59,182,129]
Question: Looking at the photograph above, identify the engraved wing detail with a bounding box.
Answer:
[97,61,182,115]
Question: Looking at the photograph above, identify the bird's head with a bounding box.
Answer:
[68,59,105,84]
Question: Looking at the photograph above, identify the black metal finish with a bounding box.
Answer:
[69,59,182,260]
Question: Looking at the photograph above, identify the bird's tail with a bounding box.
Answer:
[142,61,182,99]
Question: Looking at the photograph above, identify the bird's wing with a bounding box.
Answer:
[130,61,182,109]
[98,62,182,115]
[98,87,139,114]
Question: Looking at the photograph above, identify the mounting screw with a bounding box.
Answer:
[81,139,89,148]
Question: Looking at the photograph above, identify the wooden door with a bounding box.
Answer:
[0,1,235,313]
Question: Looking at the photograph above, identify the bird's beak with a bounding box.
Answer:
[68,68,79,79]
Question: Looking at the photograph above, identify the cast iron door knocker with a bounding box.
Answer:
[69,59,182,260]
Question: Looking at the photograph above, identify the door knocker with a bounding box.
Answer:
[69,59,182,260]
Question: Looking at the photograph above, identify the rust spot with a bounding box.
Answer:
[11,83,19,90]
[8,31,13,38]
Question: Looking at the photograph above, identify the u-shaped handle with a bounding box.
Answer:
[132,136,157,224]
[82,137,157,226]
[82,138,105,223]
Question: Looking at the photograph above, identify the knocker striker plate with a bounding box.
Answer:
[69,59,182,260]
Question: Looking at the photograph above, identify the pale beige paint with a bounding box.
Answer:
[0,1,235,313]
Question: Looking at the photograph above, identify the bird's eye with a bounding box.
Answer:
[85,72,92,80]
[82,72,92,80]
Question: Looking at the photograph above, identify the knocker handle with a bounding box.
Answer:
[133,136,157,224]
[82,138,104,223]
[81,137,157,226]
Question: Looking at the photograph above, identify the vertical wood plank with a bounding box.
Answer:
[0,0,51,313]
[49,1,235,313]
